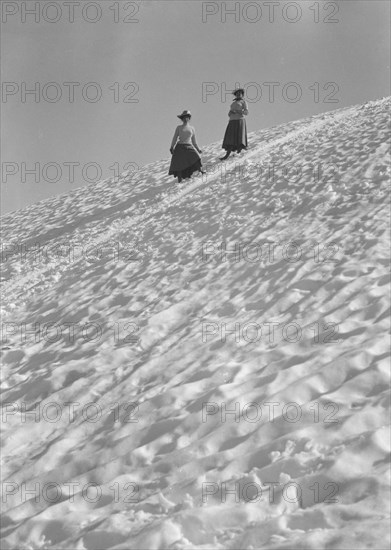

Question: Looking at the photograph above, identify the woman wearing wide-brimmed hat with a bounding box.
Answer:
[169,110,204,183]
[220,88,249,161]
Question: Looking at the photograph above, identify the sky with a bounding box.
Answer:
[1,0,390,214]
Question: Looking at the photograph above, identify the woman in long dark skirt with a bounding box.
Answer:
[169,110,204,183]
[220,88,249,161]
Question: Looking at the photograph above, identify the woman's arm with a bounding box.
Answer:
[228,101,236,116]
[242,100,249,115]
[191,129,202,153]
[170,127,179,152]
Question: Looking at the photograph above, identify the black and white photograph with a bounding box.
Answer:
[1,1,390,548]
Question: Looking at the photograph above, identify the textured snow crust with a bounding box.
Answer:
[1,98,390,549]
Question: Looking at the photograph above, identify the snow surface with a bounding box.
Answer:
[1,98,390,549]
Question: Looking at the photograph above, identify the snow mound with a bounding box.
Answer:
[1,98,390,549]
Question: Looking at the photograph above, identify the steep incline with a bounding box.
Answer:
[1,98,390,550]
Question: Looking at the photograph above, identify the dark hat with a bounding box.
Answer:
[232,88,245,95]
[177,110,192,119]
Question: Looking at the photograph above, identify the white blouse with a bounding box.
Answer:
[171,125,200,150]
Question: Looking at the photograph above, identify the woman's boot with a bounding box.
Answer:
[219,150,231,161]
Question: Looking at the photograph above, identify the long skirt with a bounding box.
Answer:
[169,143,202,179]
[222,119,248,153]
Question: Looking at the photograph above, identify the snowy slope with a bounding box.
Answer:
[1,98,390,550]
